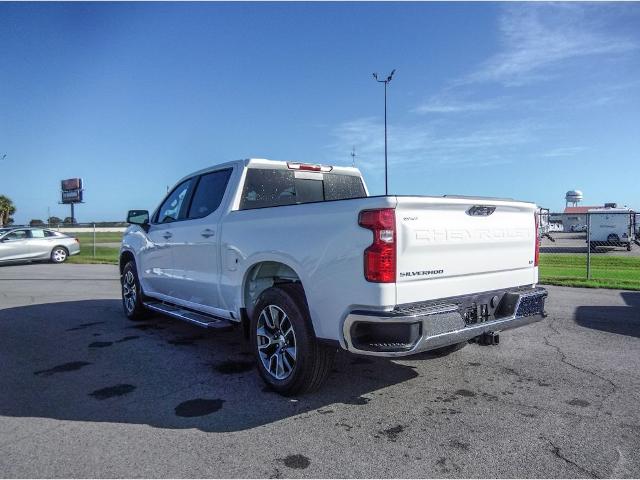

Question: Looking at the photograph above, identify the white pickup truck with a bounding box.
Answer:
[121,158,547,394]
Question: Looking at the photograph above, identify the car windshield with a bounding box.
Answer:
[0,228,12,237]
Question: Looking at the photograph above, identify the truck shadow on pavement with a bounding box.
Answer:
[574,291,640,338]
[0,299,419,432]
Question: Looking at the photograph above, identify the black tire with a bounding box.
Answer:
[50,246,68,264]
[121,261,149,320]
[589,242,597,252]
[607,234,620,243]
[250,284,334,396]
[627,243,632,252]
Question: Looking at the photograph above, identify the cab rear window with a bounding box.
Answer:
[240,168,366,210]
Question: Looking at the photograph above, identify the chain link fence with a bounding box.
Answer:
[539,209,640,290]
[7,222,125,262]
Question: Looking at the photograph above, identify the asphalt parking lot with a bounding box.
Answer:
[1,264,639,478]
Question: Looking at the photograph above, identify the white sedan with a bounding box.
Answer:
[0,227,80,264]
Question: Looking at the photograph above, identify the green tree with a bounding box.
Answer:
[29,219,45,226]
[0,195,16,227]
[47,216,62,225]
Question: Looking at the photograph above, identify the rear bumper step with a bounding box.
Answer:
[343,286,547,357]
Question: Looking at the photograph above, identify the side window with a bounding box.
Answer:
[240,169,297,210]
[5,230,30,241]
[324,174,366,200]
[188,169,232,219]
[156,178,194,223]
[31,229,45,238]
[44,230,59,237]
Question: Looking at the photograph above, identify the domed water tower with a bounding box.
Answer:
[566,190,583,207]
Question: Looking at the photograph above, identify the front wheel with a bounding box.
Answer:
[50,246,68,263]
[121,261,149,320]
[251,284,334,395]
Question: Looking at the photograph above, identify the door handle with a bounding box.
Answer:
[162,232,173,240]
[201,229,215,238]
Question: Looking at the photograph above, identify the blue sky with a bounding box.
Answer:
[1,2,639,223]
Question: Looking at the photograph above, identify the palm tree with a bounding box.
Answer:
[0,195,16,227]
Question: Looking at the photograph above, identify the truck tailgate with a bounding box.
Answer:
[395,196,538,304]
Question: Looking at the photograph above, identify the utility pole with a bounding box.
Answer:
[350,146,356,167]
[372,69,395,195]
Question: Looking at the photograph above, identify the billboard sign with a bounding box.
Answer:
[61,190,83,203]
[60,177,83,204]
[61,178,83,191]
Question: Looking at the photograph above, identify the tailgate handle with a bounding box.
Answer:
[467,205,496,216]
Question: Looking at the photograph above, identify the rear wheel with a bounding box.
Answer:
[50,246,68,264]
[121,261,149,320]
[251,284,334,395]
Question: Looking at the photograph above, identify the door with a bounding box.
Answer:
[0,229,32,261]
[138,178,196,297]
[28,229,56,259]
[169,168,232,311]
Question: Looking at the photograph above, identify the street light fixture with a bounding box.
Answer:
[372,69,395,195]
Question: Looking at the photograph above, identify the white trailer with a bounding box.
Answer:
[588,208,637,252]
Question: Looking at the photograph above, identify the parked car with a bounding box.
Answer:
[0,227,80,264]
[121,158,547,394]
[570,224,588,233]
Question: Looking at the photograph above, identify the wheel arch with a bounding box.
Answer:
[119,249,136,275]
[242,260,305,316]
[51,244,69,254]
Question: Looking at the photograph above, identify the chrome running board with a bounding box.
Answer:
[144,301,234,329]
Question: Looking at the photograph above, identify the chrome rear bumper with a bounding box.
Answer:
[343,286,547,357]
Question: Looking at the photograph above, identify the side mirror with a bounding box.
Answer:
[127,210,150,227]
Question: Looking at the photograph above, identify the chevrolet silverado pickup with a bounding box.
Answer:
[120,158,547,394]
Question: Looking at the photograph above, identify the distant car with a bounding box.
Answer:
[0,227,80,264]
[570,224,587,232]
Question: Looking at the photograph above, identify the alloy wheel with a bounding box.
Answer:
[256,305,297,380]
[53,248,66,262]
[122,270,137,313]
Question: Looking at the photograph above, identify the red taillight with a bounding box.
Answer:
[534,213,540,267]
[286,162,333,172]
[358,208,396,283]
[74,237,80,244]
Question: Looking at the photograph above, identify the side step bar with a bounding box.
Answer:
[144,301,234,330]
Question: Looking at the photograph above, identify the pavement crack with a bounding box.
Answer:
[543,317,618,413]
[544,437,600,478]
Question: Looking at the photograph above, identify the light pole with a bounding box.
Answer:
[372,69,395,195]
